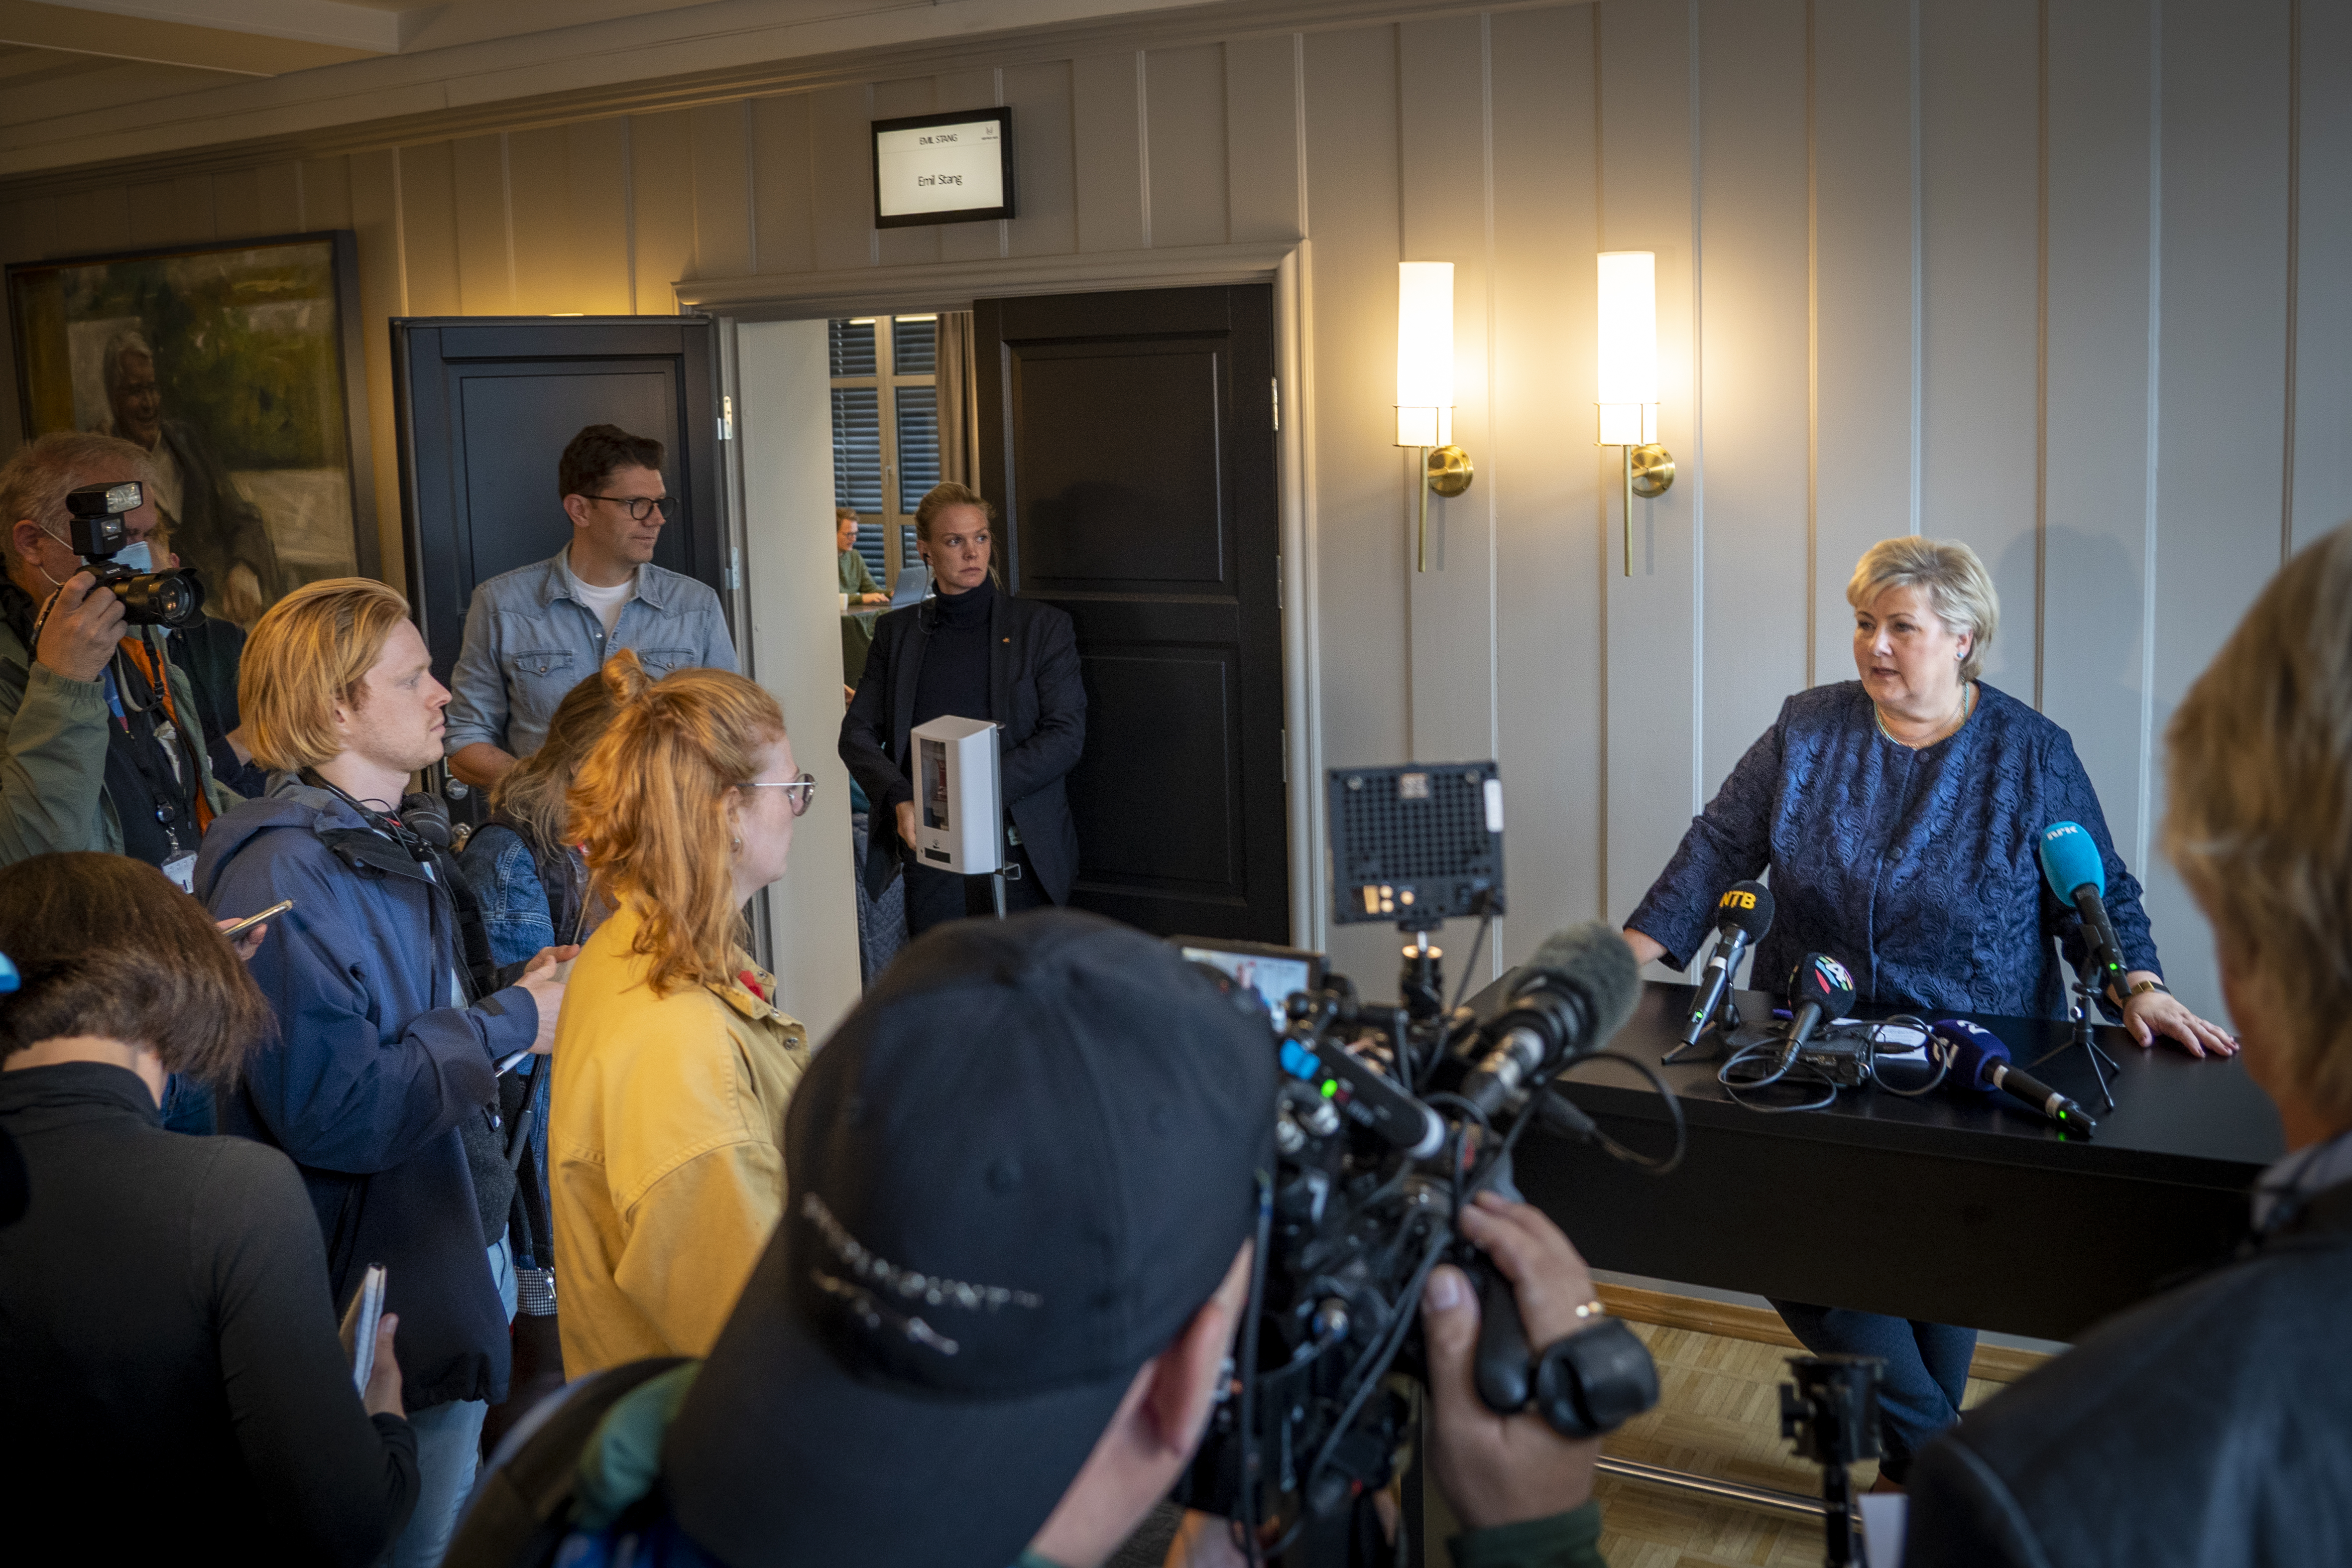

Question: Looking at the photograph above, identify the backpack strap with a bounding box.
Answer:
[443,1356,694,1568]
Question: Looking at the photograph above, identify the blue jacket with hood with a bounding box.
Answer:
[196,775,538,1410]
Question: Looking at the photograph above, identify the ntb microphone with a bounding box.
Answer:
[1932,1018,2098,1135]
[2038,822,2129,1006]
[1782,953,1856,1060]
[1678,880,1775,1051]
[1462,923,1643,1116]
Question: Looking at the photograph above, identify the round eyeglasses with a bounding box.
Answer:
[742,772,818,817]
[584,493,680,524]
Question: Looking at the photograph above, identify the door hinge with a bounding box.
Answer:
[725,545,741,592]
[1271,377,1280,432]
[717,395,734,442]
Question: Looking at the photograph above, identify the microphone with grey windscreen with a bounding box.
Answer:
[1462,922,1643,1117]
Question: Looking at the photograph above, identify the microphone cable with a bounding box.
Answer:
[1718,1014,1946,1113]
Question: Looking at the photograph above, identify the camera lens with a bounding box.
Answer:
[109,569,205,629]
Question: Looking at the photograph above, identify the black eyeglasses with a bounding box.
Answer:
[584,494,680,523]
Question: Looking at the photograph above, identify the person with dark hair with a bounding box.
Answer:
[198,577,574,1568]
[445,423,736,790]
[0,851,419,1565]
[840,482,1084,938]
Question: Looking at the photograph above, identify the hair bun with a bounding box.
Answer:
[602,647,652,703]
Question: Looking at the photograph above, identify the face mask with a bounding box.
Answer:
[37,525,152,586]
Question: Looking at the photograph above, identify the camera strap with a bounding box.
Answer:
[116,633,212,833]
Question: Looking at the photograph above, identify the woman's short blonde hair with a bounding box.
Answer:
[913,482,1002,589]
[567,650,786,997]
[239,578,412,772]
[1847,536,2000,684]
[2164,524,2352,1124]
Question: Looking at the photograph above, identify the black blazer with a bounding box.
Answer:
[839,586,1086,905]
[1906,1178,2352,1567]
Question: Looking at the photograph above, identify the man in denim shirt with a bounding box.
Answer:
[444,424,736,788]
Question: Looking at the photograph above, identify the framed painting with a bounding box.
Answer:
[6,229,376,627]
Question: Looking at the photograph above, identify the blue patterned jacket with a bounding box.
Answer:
[1626,681,2161,1020]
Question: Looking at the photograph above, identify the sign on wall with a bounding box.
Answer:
[872,108,1016,229]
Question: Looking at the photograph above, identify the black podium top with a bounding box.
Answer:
[1479,974,2286,1340]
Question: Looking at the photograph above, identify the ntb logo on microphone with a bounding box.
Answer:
[1719,888,1760,912]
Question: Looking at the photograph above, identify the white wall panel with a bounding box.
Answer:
[2291,0,2352,551]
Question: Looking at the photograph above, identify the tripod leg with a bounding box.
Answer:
[991,872,1008,919]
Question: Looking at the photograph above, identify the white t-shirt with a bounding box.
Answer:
[568,565,636,638]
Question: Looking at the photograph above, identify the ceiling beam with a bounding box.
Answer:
[0,0,388,75]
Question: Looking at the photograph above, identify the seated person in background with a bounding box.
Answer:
[460,911,1611,1568]
[1907,522,2352,1566]
[549,650,811,1378]
[445,424,737,791]
[197,578,571,1568]
[0,851,417,1566]
[0,432,232,876]
[837,505,887,691]
[1622,534,2231,1485]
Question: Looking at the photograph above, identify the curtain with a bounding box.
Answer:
[936,310,978,487]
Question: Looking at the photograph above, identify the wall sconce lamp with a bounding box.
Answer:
[1397,261,1473,573]
[1597,250,1674,576]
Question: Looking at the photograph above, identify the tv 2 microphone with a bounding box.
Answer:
[1932,1018,2098,1135]
[1463,923,1642,1117]
[1679,880,1775,1051]
[2038,822,2129,1005]
[1781,954,1856,1061]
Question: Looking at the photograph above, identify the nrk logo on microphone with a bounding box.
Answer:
[1796,955,1854,1004]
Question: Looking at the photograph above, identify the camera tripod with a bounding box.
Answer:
[1779,1354,1884,1568]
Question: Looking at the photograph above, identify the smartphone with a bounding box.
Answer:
[338,1263,388,1395]
[221,898,294,942]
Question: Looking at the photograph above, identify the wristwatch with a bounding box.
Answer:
[2128,977,2170,998]
[1530,1308,1660,1438]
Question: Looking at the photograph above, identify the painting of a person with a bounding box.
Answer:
[94,330,282,628]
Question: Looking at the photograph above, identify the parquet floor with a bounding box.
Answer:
[1584,1317,2012,1568]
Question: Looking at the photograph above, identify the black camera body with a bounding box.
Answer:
[62,481,205,628]
[1173,957,1660,1558]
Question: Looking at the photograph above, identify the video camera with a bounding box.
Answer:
[1172,763,1681,1564]
[62,481,205,628]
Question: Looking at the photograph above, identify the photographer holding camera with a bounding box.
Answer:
[453,911,1612,1568]
[0,432,228,880]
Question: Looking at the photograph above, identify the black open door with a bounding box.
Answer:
[390,315,728,794]
[976,285,1288,941]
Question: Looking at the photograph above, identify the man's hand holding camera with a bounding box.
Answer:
[34,571,126,684]
[1422,1193,1605,1530]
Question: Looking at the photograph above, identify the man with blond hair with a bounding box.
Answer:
[194,577,573,1568]
[0,430,230,875]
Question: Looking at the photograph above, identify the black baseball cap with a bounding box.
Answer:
[664,909,1276,1568]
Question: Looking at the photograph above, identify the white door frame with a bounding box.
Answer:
[681,238,1326,950]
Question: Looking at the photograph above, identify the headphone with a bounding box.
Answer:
[303,771,452,861]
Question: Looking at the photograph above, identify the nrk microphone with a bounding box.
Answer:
[1781,954,1856,1061]
[1463,923,1643,1116]
[2038,822,2129,1005]
[1932,1018,2098,1134]
[1679,880,1775,1051]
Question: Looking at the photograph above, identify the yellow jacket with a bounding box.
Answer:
[549,900,809,1377]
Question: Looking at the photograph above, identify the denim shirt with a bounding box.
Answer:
[443,548,737,760]
[1627,680,2161,1020]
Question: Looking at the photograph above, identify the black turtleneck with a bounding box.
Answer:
[911,572,995,737]
[0,1062,418,1563]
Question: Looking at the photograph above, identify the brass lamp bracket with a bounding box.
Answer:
[1426,444,1474,497]
[1630,444,1674,497]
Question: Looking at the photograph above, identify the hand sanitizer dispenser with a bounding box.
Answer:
[910,715,1002,875]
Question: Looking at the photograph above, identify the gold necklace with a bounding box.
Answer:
[1876,682,1974,749]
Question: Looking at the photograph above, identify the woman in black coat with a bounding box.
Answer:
[0,852,418,1564]
[840,482,1086,938]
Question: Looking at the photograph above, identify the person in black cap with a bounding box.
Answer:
[454,908,1613,1568]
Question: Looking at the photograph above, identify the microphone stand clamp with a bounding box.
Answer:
[2055,940,2122,1112]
